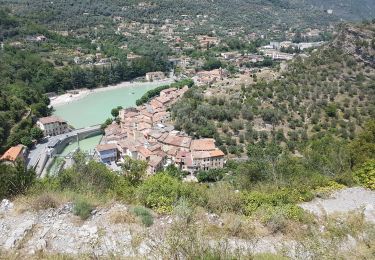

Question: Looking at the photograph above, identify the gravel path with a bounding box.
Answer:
[300,187,375,223]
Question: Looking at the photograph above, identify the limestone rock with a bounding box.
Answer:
[0,199,13,213]
[4,219,34,250]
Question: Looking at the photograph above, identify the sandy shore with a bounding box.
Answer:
[50,78,174,107]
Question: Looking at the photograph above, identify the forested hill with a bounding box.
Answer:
[1,0,373,32]
[0,10,169,152]
[171,21,375,156]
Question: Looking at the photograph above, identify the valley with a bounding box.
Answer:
[0,1,374,259]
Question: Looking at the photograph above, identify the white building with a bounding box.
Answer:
[37,116,69,136]
[145,71,165,82]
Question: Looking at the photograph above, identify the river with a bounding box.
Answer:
[52,81,167,157]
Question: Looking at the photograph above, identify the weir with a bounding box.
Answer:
[29,125,103,177]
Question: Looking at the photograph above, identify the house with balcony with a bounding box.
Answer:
[95,143,118,164]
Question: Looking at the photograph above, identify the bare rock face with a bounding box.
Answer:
[4,219,35,250]
[331,23,375,68]
[0,202,146,257]
[299,187,375,223]
[0,199,13,213]
[1,189,374,258]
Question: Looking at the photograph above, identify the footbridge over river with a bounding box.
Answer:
[27,124,103,177]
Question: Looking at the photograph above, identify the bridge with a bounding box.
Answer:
[47,125,102,154]
[27,124,103,177]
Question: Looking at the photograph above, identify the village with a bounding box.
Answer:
[0,82,225,178]
[95,85,225,176]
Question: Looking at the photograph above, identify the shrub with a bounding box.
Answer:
[222,213,256,239]
[325,103,337,117]
[257,204,306,233]
[206,182,242,214]
[136,173,181,214]
[0,161,36,199]
[314,181,346,198]
[197,169,224,182]
[354,160,375,190]
[254,253,289,260]
[73,198,94,220]
[57,158,117,194]
[132,206,154,227]
[242,189,298,215]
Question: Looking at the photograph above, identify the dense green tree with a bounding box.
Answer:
[122,156,148,184]
[0,161,36,199]
[349,120,375,167]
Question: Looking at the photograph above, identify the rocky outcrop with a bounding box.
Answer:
[299,187,375,223]
[0,202,149,257]
[1,188,374,258]
[331,23,375,67]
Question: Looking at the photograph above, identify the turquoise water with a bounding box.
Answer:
[54,83,160,128]
[60,135,103,156]
[53,82,162,156]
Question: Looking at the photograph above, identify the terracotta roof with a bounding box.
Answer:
[137,122,152,131]
[137,146,152,158]
[163,145,178,156]
[176,150,188,158]
[154,150,167,158]
[96,143,118,152]
[153,111,169,122]
[105,123,121,135]
[182,152,194,167]
[155,96,171,104]
[0,145,25,162]
[38,115,66,125]
[159,132,169,142]
[192,149,225,159]
[190,138,216,151]
[150,99,163,109]
[148,144,161,152]
[162,135,191,148]
[192,151,211,159]
[148,155,163,167]
[209,149,225,157]
[160,88,177,95]
[148,130,163,140]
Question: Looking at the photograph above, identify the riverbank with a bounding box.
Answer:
[50,78,174,107]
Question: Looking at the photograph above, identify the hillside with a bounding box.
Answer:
[2,0,374,33]
[0,9,171,152]
[171,21,375,156]
[308,0,375,20]
[1,0,370,34]
[1,2,375,259]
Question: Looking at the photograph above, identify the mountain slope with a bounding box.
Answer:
[0,0,351,32]
[171,21,375,155]
[308,0,375,20]
[1,0,373,33]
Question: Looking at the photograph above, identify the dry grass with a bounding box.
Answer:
[13,191,103,215]
[31,193,59,211]
[109,210,137,224]
[13,192,71,214]
[222,213,257,239]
